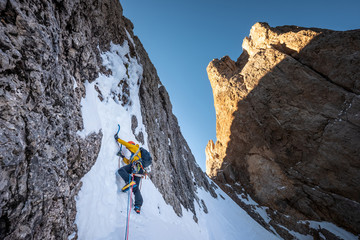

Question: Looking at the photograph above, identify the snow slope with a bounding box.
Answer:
[73,40,278,240]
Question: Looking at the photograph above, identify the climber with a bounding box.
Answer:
[114,135,152,214]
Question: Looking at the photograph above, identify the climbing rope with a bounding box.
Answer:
[125,174,134,240]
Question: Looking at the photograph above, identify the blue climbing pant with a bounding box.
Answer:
[118,164,143,207]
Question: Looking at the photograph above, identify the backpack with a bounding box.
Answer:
[140,147,152,168]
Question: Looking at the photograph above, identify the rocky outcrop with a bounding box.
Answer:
[1,0,215,239]
[206,22,360,238]
[0,0,109,238]
[130,12,217,222]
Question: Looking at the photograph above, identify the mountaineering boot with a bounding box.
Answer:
[122,181,136,192]
[134,206,141,214]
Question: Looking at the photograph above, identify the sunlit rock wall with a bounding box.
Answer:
[206,22,360,238]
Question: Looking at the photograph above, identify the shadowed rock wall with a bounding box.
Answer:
[1,0,215,239]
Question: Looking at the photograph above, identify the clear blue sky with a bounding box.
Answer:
[120,0,360,171]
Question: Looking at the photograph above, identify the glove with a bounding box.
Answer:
[114,134,118,140]
[116,150,125,158]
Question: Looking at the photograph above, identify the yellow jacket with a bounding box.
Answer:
[117,138,141,164]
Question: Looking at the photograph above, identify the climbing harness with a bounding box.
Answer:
[132,160,144,173]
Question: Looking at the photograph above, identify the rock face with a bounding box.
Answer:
[0,0,215,239]
[206,22,360,238]
[133,14,217,222]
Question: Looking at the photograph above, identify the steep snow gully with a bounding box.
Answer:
[72,40,277,240]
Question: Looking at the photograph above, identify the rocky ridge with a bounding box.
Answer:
[206,22,360,238]
[0,0,215,239]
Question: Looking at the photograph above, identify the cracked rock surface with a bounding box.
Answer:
[206,22,360,238]
[1,0,215,239]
